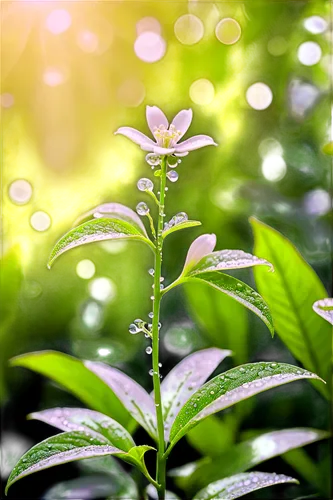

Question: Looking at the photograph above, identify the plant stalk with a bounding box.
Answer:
[151,156,167,499]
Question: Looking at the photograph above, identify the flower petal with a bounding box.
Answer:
[154,146,175,155]
[176,134,217,153]
[183,234,217,273]
[171,109,193,140]
[140,143,155,152]
[174,151,189,157]
[146,106,168,135]
[114,127,156,148]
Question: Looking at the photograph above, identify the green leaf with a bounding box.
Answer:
[10,351,131,427]
[48,217,154,268]
[162,220,201,239]
[192,472,298,500]
[188,249,273,275]
[182,428,328,493]
[250,218,331,397]
[313,298,333,325]
[74,202,148,236]
[186,414,237,458]
[185,282,248,365]
[169,362,323,449]
[6,431,154,493]
[84,360,157,440]
[29,408,135,451]
[184,272,274,336]
[322,141,333,155]
[160,348,231,442]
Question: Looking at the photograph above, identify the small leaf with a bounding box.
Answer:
[184,428,328,492]
[74,202,148,236]
[85,360,157,440]
[29,408,135,452]
[188,249,273,275]
[184,272,274,336]
[48,217,154,268]
[169,362,323,448]
[250,217,331,397]
[6,431,153,493]
[160,348,231,442]
[10,351,131,427]
[313,298,333,325]
[162,220,202,239]
[322,141,333,155]
[192,472,298,500]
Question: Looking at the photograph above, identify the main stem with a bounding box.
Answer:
[152,157,167,500]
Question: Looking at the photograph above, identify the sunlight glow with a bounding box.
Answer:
[43,67,66,87]
[246,83,273,110]
[76,259,96,280]
[89,277,116,302]
[298,42,322,66]
[76,30,99,53]
[262,154,287,182]
[134,32,166,63]
[45,9,72,35]
[30,211,51,231]
[190,79,215,105]
[215,18,241,45]
[9,180,32,205]
[174,14,204,45]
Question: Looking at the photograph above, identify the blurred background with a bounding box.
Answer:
[1,0,332,498]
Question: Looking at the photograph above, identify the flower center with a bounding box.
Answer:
[154,124,182,148]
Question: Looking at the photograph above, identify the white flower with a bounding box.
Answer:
[115,106,217,156]
[183,233,217,272]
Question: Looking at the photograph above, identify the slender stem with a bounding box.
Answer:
[151,156,167,499]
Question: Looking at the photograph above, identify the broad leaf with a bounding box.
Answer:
[160,348,231,441]
[74,202,148,236]
[29,408,135,451]
[162,220,201,239]
[182,428,328,492]
[48,217,154,268]
[313,298,333,325]
[186,414,237,458]
[193,472,298,500]
[188,250,273,275]
[250,218,331,396]
[169,362,322,448]
[10,351,131,427]
[184,272,274,336]
[85,360,157,439]
[6,431,154,493]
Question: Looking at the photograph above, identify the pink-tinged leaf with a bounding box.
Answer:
[29,408,135,452]
[193,472,298,500]
[189,250,273,276]
[175,135,217,154]
[313,298,333,325]
[160,348,232,442]
[6,431,154,494]
[75,202,148,236]
[48,218,155,268]
[169,362,324,448]
[85,361,157,439]
[114,126,156,149]
[183,234,217,273]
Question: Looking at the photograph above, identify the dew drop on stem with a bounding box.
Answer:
[136,202,149,216]
[167,170,179,182]
[149,369,154,376]
[145,346,152,354]
[148,268,155,276]
[146,153,161,166]
[137,178,154,192]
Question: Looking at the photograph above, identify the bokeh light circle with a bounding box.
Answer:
[261,154,287,182]
[304,16,327,34]
[246,82,273,110]
[136,17,161,35]
[1,93,14,109]
[76,259,96,280]
[297,41,322,66]
[9,179,32,205]
[43,67,67,87]
[304,189,331,216]
[174,14,204,45]
[190,79,215,105]
[258,138,283,159]
[30,211,51,232]
[45,9,72,35]
[89,277,116,302]
[118,79,145,107]
[76,30,99,53]
[215,18,241,45]
[267,36,288,56]
[134,32,166,63]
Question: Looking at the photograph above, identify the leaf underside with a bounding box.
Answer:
[162,220,201,239]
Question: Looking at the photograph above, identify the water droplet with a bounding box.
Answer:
[158,322,162,329]
[167,156,180,168]
[148,312,154,318]
[271,363,277,368]
[149,369,154,376]
[210,390,215,395]
[136,202,149,216]
[160,277,164,282]
[150,295,155,300]
[137,177,154,192]
[145,346,152,354]
[160,284,164,290]
[129,323,140,334]
[146,153,161,166]
[144,333,150,338]
[148,268,155,276]
[165,187,169,191]
[155,403,160,407]
[158,362,162,367]
[166,170,179,183]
